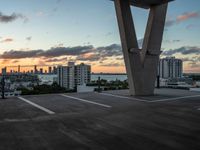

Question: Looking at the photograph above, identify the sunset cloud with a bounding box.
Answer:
[100,62,124,67]
[0,44,122,60]
[1,38,14,43]
[165,11,200,27]
[1,43,200,73]
[162,46,200,56]
[45,57,68,63]
[176,12,199,22]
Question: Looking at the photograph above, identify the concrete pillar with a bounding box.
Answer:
[114,0,168,95]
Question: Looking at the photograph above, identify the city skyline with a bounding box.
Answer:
[0,0,200,73]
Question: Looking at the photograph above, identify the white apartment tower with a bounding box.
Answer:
[57,63,91,89]
[75,63,91,86]
[158,57,183,79]
[57,66,69,89]
[68,62,75,90]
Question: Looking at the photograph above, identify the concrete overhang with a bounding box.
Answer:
[110,0,174,8]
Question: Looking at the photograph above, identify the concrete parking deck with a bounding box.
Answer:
[0,88,200,150]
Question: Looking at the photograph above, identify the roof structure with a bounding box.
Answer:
[111,0,174,8]
[0,89,200,149]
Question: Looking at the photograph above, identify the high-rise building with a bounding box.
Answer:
[68,62,75,89]
[53,66,57,74]
[2,67,7,75]
[34,65,38,74]
[18,65,21,73]
[75,63,91,86]
[57,66,69,89]
[48,67,52,74]
[57,63,91,89]
[158,57,183,79]
[39,68,43,74]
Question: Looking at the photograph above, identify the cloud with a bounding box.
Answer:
[172,40,181,43]
[26,36,32,41]
[3,44,200,68]
[56,0,62,3]
[162,46,200,56]
[1,59,11,64]
[53,43,64,47]
[76,53,101,62]
[165,18,176,27]
[11,60,19,63]
[0,50,43,59]
[164,39,181,43]
[176,12,199,22]
[0,43,124,66]
[1,38,14,43]
[0,45,93,59]
[0,44,122,64]
[165,11,200,28]
[181,58,193,62]
[186,24,200,30]
[189,62,200,68]
[100,62,124,67]
[42,46,93,57]
[105,32,113,36]
[52,8,58,12]
[97,44,122,57]
[0,12,28,23]
[45,57,68,63]
[36,11,46,17]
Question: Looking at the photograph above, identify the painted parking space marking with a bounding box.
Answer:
[151,95,200,103]
[60,94,112,108]
[18,97,55,115]
[100,92,200,103]
[99,92,149,102]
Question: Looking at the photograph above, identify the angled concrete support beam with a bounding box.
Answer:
[114,0,142,96]
[141,3,168,63]
[114,0,169,95]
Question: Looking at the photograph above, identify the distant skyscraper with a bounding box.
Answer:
[18,65,21,73]
[2,67,7,75]
[48,67,52,74]
[53,66,57,74]
[34,65,38,74]
[158,57,183,79]
[39,68,43,74]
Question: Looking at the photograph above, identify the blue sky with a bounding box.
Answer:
[0,0,200,73]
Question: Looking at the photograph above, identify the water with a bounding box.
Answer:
[91,74,127,82]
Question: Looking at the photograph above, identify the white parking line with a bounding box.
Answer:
[99,93,149,102]
[60,94,112,108]
[99,92,200,103]
[151,95,200,103]
[18,97,55,115]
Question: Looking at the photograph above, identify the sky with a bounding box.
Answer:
[0,0,200,73]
